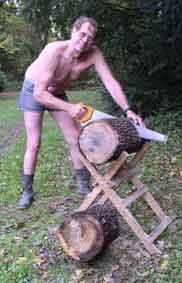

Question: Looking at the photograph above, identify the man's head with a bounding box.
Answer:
[72,16,97,33]
[71,16,97,55]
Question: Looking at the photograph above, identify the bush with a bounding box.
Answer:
[0,70,8,91]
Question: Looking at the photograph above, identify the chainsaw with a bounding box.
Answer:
[78,104,168,144]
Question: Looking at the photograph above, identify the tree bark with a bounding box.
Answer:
[79,116,143,164]
[56,203,119,262]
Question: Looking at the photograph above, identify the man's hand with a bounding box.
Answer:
[126,110,145,127]
[68,103,87,119]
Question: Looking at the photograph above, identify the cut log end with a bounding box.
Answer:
[57,213,103,262]
[79,117,143,164]
[79,119,119,164]
[57,204,119,262]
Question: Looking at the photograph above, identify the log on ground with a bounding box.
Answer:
[56,203,119,262]
[79,116,144,164]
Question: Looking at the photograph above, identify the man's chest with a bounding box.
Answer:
[54,56,91,83]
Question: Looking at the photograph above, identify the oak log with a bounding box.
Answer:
[56,203,119,262]
[79,116,144,164]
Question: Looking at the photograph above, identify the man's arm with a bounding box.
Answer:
[92,48,144,126]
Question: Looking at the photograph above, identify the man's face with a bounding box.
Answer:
[71,22,96,54]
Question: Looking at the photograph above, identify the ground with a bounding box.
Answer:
[0,91,181,283]
[0,92,24,154]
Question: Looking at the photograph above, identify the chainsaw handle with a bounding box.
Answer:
[77,103,94,123]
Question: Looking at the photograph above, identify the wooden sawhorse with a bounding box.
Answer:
[78,142,172,256]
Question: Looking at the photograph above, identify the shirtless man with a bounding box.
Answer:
[17,16,144,209]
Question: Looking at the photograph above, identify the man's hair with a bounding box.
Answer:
[72,16,98,32]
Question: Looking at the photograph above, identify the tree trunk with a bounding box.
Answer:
[79,116,143,164]
[56,203,119,262]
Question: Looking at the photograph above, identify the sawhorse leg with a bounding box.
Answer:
[78,143,172,256]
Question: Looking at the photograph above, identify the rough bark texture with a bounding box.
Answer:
[56,203,119,262]
[79,116,144,164]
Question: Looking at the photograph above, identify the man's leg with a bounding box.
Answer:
[18,111,43,208]
[23,111,43,174]
[49,110,91,196]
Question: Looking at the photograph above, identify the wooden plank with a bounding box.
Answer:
[112,167,138,188]
[100,185,160,255]
[79,153,159,255]
[144,192,169,221]
[97,169,138,207]
[130,176,167,220]
[77,186,102,211]
[128,142,150,168]
[92,151,129,187]
[98,182,147,208]
[78,152,128,211]
[122,186,148,208]
[77,152,128,211]
[102,151,129,180]
[80,144,148,210]
[148,216,172,242]
[97,194,108,206]
[77,147,173,256]
[79,153,109,184]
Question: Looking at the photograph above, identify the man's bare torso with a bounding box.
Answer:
[25,41,95,95]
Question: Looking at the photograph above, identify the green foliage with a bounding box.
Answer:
[0,2,36,82]
[17,0,53,51]
[0,70,8,91]
[38,0,182,114]
[0,32,20,69]
[120,0,182,113]
[1,0,182,113]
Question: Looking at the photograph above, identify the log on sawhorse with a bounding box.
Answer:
[77,142,172,256]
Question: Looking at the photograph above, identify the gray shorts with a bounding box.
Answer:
[18,79,69,112]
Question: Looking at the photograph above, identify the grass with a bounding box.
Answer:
[0,91,181,282]
[0,95,23,143]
